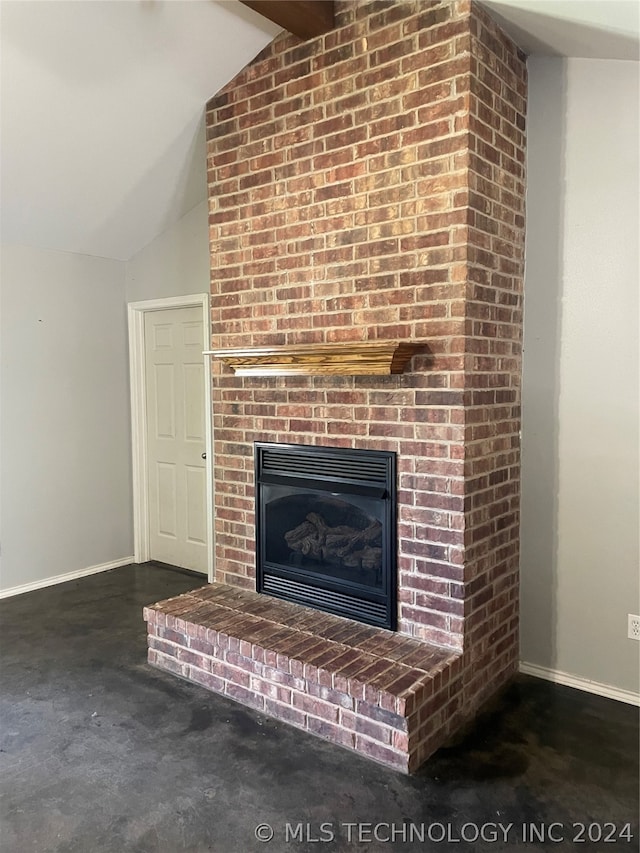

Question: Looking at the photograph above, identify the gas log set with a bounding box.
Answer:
[285,512,383,576]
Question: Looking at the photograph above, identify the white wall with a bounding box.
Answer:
[521,58,639,696]
[125,201,209,304]
[0,199,210,594]
[0,244,133,592]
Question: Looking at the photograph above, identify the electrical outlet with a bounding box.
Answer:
[628,615,640,641]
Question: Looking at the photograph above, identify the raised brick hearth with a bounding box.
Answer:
[145,0,527,773]
[145,584,461,773]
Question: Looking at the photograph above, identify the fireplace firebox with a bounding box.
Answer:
[255,442,397,629]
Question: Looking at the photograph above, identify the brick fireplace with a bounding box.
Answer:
[144,0,527,773]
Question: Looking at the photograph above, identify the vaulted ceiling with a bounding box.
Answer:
[0,1,279,260]
[0,0,637,262]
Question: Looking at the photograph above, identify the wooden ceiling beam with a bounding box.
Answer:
[239,0,335,41]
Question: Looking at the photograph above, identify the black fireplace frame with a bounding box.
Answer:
[255,442,397,630]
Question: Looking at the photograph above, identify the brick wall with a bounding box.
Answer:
[206,0,526,673]
[462,4,526,705]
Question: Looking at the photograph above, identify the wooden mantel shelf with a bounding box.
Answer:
[204,341,424,377]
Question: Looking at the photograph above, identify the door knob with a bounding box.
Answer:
[201,452,207,460]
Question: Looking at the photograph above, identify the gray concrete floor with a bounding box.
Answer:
[1,564,638,853]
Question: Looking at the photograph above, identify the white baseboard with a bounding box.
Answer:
[0,557,134,600]
[519,661,640,707]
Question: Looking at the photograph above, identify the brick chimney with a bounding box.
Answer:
[146,0,528,773]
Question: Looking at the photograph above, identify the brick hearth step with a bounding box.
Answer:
[144,584,462,773]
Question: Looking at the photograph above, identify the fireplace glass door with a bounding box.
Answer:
[255,442,397,629]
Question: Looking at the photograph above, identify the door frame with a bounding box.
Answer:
[127,294,213,581]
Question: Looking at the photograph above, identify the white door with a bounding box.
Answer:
[144,307,207,574]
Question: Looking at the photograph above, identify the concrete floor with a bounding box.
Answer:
[1,564,637,853]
